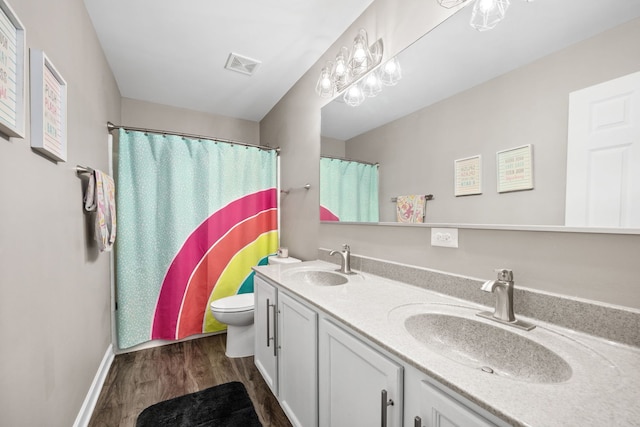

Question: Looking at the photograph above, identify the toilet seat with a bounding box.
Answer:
[210,293,254,313]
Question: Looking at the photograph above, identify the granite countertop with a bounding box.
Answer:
[254,260,640,427]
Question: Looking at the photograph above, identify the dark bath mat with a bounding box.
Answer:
[136,381,262,427]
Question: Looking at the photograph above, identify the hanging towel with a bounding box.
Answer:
[84,170,117,252]
[396,195,427,223]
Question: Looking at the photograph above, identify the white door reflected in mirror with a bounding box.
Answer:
[565,71,640,228]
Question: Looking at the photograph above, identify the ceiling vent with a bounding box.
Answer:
[225,53,261,76]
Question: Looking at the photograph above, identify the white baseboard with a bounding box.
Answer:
[73,344,115,427]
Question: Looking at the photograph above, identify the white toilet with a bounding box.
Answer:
[210,256,301,358]
[210,293,255,358]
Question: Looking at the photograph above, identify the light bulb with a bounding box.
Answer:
[347,86,360,97]
[343,83,365,107]
[470,0,510,31]
[380,57,402,86]
[315,61,335,98]
[353,46,366,63]
[348,29,373,77]
[363,72,382,97]
[320,77,331,90]
[478,0,496,13]
[333,46,350,90]
[384,60,397,74]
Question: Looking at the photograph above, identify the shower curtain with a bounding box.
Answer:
[320,157,379,222]
[116,129,278,349]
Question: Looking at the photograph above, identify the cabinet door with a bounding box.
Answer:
[319,318,403,427]
[278,292,318,427]
[254,276,278,394]
[419,381,496,427]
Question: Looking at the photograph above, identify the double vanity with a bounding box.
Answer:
[252,254,640,427]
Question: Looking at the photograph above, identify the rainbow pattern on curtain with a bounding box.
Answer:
[116,130,278,349]
[152,189,277,340]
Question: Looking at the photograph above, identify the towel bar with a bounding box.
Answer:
[391,194,433,202]
[281,184,311,194]
[75,165,93,175]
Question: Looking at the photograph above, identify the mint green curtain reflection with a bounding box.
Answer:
[320,157,379,222]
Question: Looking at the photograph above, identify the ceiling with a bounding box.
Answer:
[83,0,374,122]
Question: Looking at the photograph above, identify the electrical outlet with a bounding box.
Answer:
[431,228,458,248]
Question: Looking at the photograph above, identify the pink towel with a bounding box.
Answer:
[84,170,116,251]
[396,195,426,223]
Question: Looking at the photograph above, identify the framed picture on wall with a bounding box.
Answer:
[454,155,482,196]
[0,0,26,139]
[496,144,534,193]
[30,49,68,162]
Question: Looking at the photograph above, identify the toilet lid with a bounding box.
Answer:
[210,293,254,313]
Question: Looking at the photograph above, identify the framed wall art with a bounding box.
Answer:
[30,49,67,162]
[496,144,534,193]
[0,0,26,138]
[454,155,482,196]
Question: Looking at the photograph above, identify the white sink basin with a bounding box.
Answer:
[281,265,364,286]
[389,303,619,384]
[287,270,349,286]
[404,312,572,383]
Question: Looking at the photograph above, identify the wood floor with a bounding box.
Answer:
[88,334,292,427]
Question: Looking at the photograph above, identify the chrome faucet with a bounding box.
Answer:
[329,244,355,275]
[477,269,535,331]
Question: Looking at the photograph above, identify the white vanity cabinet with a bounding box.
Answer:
[404,365,505,427]
[318,318,403,427]
[255,272,505,427]
[254,275,278,394]
[277,291,318,427]
[417,381,496,427]
[253,276,318,427]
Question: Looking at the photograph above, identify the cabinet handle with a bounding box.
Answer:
[381,389,394,427]
[266,298,277,356]
[414,416,422,427]
[273,306,279,357]
[266,298,272,347]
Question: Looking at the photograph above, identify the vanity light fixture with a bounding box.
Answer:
[436,0,531,32]
[315,28,385,102]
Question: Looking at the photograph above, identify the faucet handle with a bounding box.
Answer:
[342,243,350,252]
[494,268,513,282]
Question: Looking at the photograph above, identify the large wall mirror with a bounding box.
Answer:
[321,0,640,231]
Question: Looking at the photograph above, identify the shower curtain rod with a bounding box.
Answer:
[107,122,280,153]
[321,154,379,166]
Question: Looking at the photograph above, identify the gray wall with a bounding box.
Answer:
[346,19,640,224]
[121,97,260,145]
[262,3,640,309]
[0,0,121,425]
[320,136,346,158]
